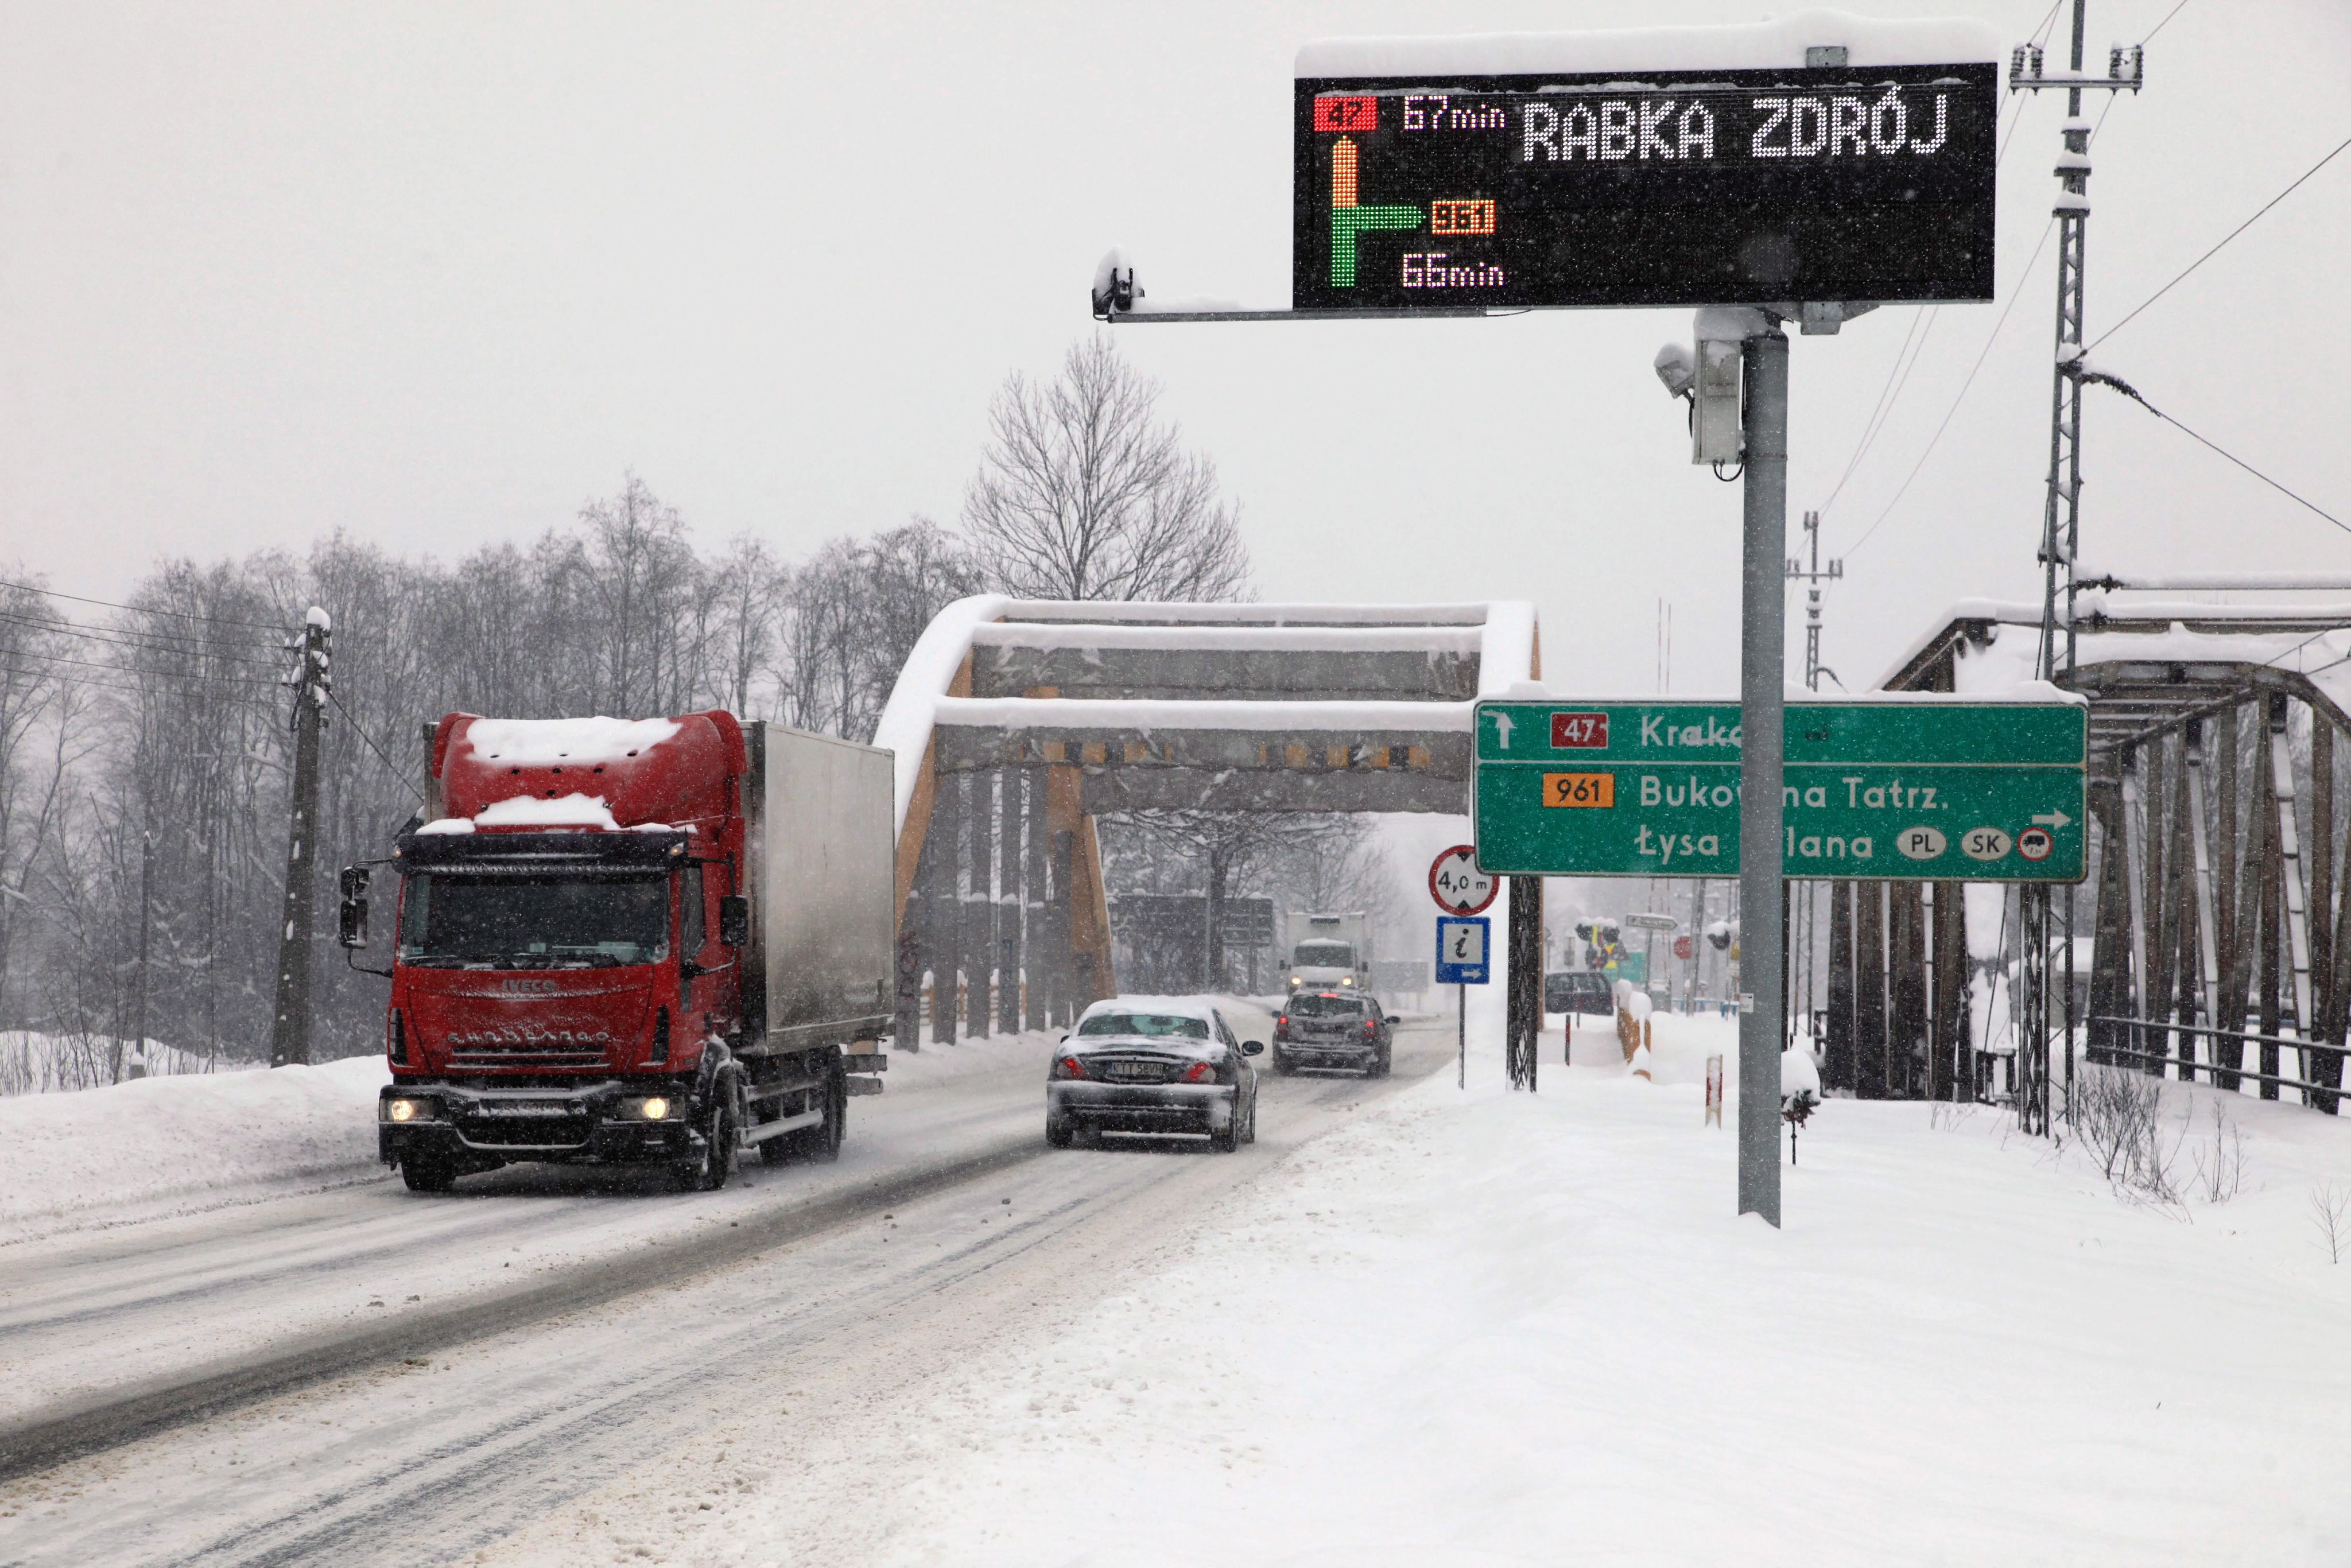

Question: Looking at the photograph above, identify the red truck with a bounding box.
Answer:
[341,712,896,1193]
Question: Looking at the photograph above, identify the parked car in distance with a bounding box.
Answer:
[1546,971,1616,1017]
[1047,998,1262,1152]
[1272,989,1396,1078]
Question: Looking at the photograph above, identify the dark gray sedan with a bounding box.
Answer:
[1046,998,1263,1152]
[1272,989,1398,1077]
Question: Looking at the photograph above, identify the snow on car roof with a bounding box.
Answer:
[1077,995,1222,1025]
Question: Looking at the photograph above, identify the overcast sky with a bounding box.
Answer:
[3,1,2345,698]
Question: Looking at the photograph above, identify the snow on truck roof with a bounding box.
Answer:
[464,716,682,766]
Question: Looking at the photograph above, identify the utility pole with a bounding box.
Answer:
[131,831,152,1079]
[2009,6,2142,1123]
[1784,510,1842,693]
[269,608,332,1069]
[1784,509,1842,1052]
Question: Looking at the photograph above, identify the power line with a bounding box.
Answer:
[2084,370,2346,535]
[1842,215,2059,557]
[326,688,426,804]
[2,646,288,687]
[2088,131,2351,351]
[1811,14,2055,525]
[0,608,287,667]
[1819,307,1937,517]
[0,577,292,632]
[2142,0,2192,43]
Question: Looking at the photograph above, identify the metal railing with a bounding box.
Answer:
[2086,1015,2347,1100]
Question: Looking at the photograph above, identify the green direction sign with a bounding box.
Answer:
[1473,699,2087,882]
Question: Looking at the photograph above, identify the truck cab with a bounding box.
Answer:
[1283,912,1372,993]
[354,712,892,1193]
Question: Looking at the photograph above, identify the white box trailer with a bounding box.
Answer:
[743,723,898,1054]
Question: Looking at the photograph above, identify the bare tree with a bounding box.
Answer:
[961,337,1251,603]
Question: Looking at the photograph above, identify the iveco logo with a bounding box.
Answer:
[499,979,559,995]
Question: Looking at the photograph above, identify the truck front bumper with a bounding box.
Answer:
[378,1081,699,1167]
[1046,1081,1233,1136]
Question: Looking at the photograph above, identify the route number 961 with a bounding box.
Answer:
[1543,771,1615,808]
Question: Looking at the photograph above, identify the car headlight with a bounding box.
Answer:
[1340,976,1353,985]
[619,1096,674,1121]
[1289,975,1302,987]
[380,1096,438,1124]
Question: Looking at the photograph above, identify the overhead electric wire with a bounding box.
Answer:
[2,646,288,687]
[0,577,291,632]
[1841,216,2058,557]
[2141,0,2192,43]
[0,608,288,668]
[2084,371,2348,535]
[327,688,427,804]
[1811,15,2054,526]
[2088,131,2351,351]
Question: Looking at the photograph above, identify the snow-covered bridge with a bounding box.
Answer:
[870,597,1541,1044]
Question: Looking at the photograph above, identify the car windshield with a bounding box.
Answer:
[1287,993,1364,1018]
[398,873,669,968]
[1294,941,1355,967]
[1077,1012,1212,1040]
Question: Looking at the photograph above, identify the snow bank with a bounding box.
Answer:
[755,1047,2351,1567]
[464,716,681,766]
[1,1031,239,1097]
[1298,9,2002,77]
[0,1055,390,1244]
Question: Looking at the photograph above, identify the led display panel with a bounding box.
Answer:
[1292,63,1997,311]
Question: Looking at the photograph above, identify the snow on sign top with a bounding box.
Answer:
[465,716,681,766]
[1295,10,2003,76]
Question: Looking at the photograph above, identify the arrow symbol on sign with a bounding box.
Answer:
[1488,712,1515,749]
[2033,810,2073,829]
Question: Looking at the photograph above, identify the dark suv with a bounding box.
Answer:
[1545,971,1615,1016]
[1272,990,1396,1077]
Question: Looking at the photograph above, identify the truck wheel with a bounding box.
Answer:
[401,1152,456,1193]
[809,1069,847,1162]
[676,1099,735,1193]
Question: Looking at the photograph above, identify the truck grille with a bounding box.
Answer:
[459,1112,589,1148]
[448,1042,611,1070]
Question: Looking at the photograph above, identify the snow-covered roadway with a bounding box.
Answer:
[0,1001,1453,1566]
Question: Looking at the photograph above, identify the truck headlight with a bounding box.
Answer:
[619,1096,673,1121]
[381,1096,438,1124]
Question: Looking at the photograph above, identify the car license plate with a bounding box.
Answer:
[1102,1062,1161,1082]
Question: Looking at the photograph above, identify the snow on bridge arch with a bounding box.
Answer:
[869,597,1538,1039]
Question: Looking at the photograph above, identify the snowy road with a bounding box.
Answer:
[0,1003,1454,1566]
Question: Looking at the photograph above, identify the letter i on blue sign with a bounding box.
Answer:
[1436,917,1491,985]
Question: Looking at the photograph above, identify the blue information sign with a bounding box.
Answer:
[1436,917,1491,985]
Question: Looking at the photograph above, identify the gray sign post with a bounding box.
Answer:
[1737,331,1790,1228]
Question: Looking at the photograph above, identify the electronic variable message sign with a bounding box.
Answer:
[1472,698,2086,882]
[1292,62,1997,311]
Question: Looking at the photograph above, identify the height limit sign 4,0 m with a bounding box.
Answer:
[1428,844,1498,915]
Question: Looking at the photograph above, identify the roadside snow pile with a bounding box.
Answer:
[779,1014,2351,1565]
[1,1031,238,1097]
[0,1055,389,1244]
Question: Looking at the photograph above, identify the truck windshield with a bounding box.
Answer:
[397,874,669,968]
[1294,941,1356,968]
